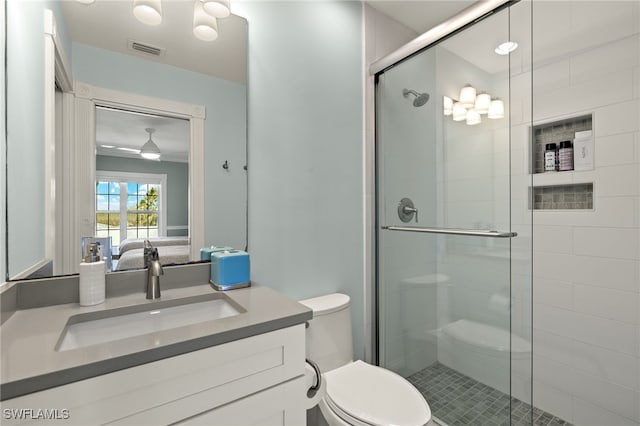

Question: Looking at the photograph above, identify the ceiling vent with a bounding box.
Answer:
[127,39,165,57]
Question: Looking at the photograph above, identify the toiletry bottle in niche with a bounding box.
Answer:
[558,140,574,171]
[79,242,106,306]
[544,143,557,172]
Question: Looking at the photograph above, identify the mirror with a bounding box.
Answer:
[5,0,248,280]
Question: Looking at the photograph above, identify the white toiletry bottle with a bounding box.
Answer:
[79,242,106,306]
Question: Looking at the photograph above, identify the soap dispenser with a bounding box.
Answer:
[79,242,106,306]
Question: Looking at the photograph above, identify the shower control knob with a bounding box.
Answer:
[398,198,418,223]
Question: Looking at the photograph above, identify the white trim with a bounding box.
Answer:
[71,83,205,270]
[167,226,189,231]
[43,10,56,274]
[11,258,51,281]
[44,10,72,92]
[43,9,74,276]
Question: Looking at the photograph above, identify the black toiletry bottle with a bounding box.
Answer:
[544,143,557,172]
[558,140,574,171]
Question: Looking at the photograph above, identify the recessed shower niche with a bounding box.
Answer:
[529,114,594,210]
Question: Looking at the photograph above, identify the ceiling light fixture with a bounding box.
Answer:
[445,87,505,125]
[201,0,230,18]
[459,84,476,108]
[75,0,96,4]
[133,0,163,26]
[495,41,518,55]
[140,128,161,160]
[193,1,219,41]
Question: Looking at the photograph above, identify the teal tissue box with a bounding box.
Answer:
[210,250,250,291]
[200,246,233,261]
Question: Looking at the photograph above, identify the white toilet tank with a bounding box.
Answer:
[299,293,353,373]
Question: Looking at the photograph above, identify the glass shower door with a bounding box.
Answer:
[376,4,533,425]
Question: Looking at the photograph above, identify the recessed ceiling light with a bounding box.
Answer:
[495,41,518,55]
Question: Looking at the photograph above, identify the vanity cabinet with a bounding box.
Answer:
[1,325,306,425]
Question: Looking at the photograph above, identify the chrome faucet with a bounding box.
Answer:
[144,240,163,299]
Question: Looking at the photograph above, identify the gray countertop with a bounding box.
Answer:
[0,283,312,400]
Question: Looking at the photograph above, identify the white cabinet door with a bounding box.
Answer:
[174,376,306,426]
[2,325,305,426]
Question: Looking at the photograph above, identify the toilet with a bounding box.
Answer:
[300,293,432,426]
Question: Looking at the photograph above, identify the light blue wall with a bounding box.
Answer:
[72,43,247,250]
[243,2,365,358]
[6,0,71,277]
[96,155,189,234]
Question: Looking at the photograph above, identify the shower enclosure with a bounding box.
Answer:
[375,2,533,425]
[375,1,640,425]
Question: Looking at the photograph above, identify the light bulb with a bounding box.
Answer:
[194,1,219,41]
[466,109,481,125]
[202,0,230,18]
[488,98,505,119]
[452,102,466,122]
[459,84,476,108]
[474,92,491,114]
[133,0,162,26]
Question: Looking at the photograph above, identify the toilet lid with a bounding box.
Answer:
[324,360,431,426]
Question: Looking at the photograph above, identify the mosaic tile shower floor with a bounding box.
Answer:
[407,363,572,426]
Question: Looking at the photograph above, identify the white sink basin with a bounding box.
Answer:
[57,293,243,351]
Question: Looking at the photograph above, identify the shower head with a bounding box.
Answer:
[403,88,430,107]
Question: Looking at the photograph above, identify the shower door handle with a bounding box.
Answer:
[382,226,517,238]
[403,206,418,223]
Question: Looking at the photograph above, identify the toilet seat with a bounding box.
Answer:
[323,360,431,426]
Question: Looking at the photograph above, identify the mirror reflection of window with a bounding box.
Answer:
[96,172,166,247]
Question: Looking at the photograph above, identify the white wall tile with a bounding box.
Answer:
[533,380,574,423]
[569,311,637,356]
[571,35,640,85]
[594,164,639,197]
[534,328,573,365]
[533,225,573,254]
[534,277,573,309]
[533,70,633,122]
[595,99,640,137]
[534,354,574,394]
[572,255,639,293]
[534,304,574,337]
[534,60,571,94]
[574,284,638,324]
[573,226,639,260]
[570,369,639,422]
[573,396,639,426]
[533,252,575,282]
[571,339,639,390]
[596,133,636,167]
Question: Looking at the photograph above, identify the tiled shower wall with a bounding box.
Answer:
[515,2,640,424]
